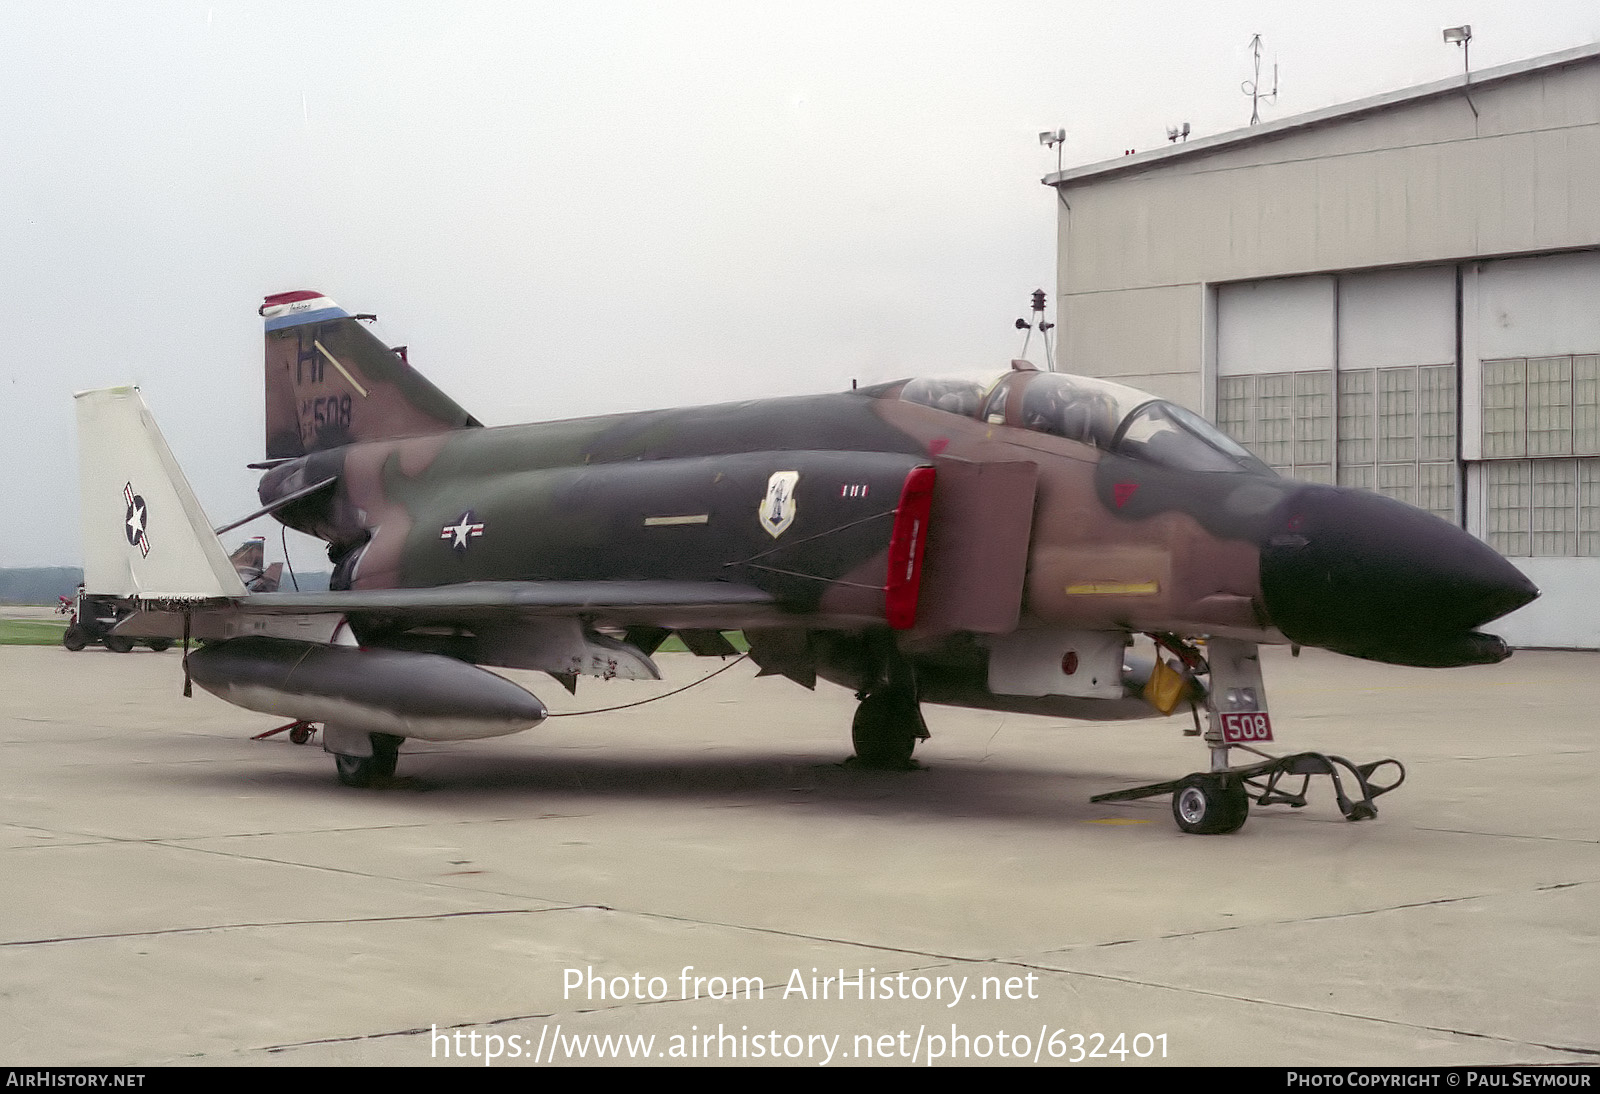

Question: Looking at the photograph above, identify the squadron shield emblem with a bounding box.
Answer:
[760,471,799,538]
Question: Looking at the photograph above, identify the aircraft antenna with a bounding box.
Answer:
[1243,34,1278,125]
[281,525,300,592]
[1015,289,1056,371]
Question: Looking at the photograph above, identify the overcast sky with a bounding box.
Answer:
[4,1,1598,570]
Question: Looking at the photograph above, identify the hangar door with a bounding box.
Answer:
[1461,250,1600,648]
[1467,251,1600,559]
[1215,268,1458,523]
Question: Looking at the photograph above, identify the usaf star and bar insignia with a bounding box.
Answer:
[122,482,149,558]
[441,511,486,551]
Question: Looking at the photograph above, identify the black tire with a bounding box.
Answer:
[288,724,313,745]
[333,733,402,787]
[851,693,919,768]
[146,639,171,653]
[62,626,88,652]
[1171,774,1249,834]
[103,635,135,654]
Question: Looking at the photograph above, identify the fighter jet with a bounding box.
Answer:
[75,290,1538,833]
[226,537,284,594]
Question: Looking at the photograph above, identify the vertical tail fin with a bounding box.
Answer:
[75,387,249,599]
[261,291,480,459]
[255,561,285,594]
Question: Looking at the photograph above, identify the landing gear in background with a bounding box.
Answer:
[333,732,402,788]
[60,594,169,652]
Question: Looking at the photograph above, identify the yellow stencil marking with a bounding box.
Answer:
[1065,580,1159,595]
[313,340,370,398]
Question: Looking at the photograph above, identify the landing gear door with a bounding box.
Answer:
[916,457,1037,634]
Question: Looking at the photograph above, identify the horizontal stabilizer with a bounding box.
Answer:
[75,387,249,599]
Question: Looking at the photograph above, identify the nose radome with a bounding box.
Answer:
[1260,486,1539,665]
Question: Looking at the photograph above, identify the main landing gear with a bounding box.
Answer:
[322,726,403,787]
[851,690,927,768]
[250,721,403,786]
[849,641,929,769]
[1092,637,1406,834]
[332,733,402,788]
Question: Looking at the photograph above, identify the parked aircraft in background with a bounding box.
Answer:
[74,291,1537,832]
[226,537,284,594]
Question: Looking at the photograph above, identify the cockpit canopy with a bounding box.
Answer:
[898,371,1271,475]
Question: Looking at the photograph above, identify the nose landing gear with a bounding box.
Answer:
[1170,773,1250,834]
[1094,638,1406,834]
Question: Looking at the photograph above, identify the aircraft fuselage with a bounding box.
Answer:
[258,369,1534,689]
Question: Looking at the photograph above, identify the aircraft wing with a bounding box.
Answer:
[248,580,772,617]
[115,580,780,639]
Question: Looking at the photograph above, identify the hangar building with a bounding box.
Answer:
[1044,42,1600,648]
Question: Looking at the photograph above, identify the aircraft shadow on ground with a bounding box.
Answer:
[154,747,1188,827]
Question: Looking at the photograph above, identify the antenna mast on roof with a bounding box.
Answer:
[1243,34,1278,125]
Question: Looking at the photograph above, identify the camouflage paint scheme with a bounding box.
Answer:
[247,290,1536,732]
